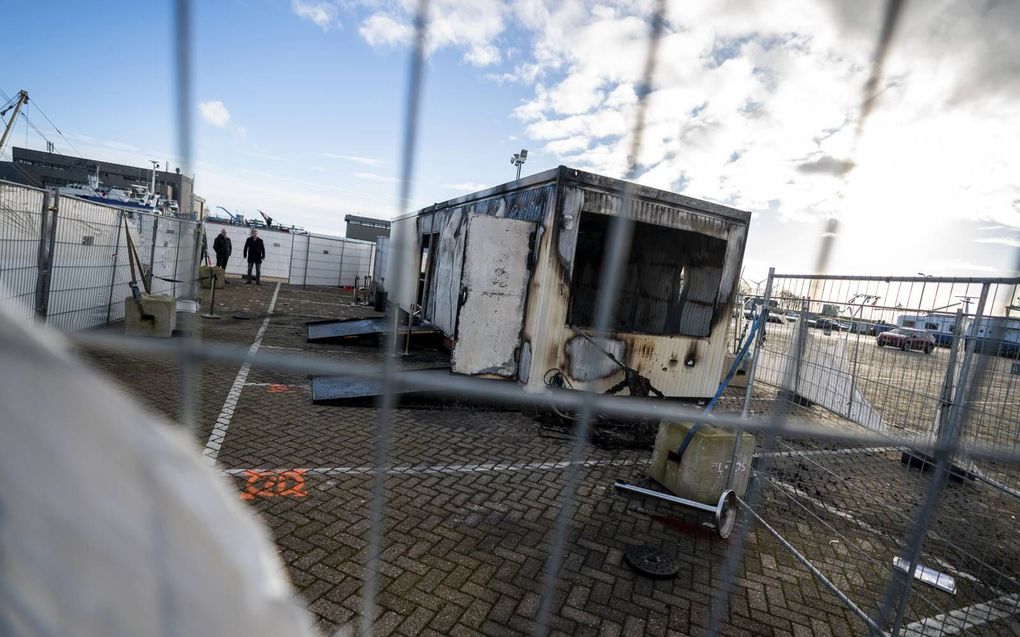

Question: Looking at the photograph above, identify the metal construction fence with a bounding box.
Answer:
[204,220,376,288]
[740,272,1020,635]
[0,180,202,331]
[6,0,1020,635]
[0,181,378,332]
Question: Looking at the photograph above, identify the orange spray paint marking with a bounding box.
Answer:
[267,384,301,393]
[240,469,308,501]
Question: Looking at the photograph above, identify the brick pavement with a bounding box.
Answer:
[79,281,1020,636]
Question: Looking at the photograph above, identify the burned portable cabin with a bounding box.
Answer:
[386,166,750,399]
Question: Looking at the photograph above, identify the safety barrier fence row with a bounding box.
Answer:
[204,220,376,289]
[0,179,202,331]
[738,272,1020,635]
[0,181,380,331]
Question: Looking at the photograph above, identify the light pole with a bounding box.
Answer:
[149,160,160,197]
[511,149,528,180]
[918,272,931,311]
[956,296,976,315]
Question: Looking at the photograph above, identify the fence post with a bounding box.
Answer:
[740,267,774,417]
[886,282,991,636]
[105,210,124,325]
[33,192,58,320]
[188,222,202,300]
[172,218,183,298]
[303,234,310,289]
[338,239,347,288]
[146,215,159,291]
[725,268,775,490]
[287,232,295,284]
[932,309,966,446]
[847,305,865,420]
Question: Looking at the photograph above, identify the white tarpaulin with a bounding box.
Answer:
[0,299,317,637]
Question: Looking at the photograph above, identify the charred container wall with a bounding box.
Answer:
[387,166,750,398]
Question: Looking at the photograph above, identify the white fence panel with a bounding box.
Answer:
[204,221,293,280]
[0,182,46,320]
[304,234,344,286]
[205,220,378,287]
[47,197,123,331]
[339,240,374,286]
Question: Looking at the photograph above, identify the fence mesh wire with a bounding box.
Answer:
[0,186,375,331]
[0,180,46,320]
[743,274,1020,634]
[4,0,1020,635]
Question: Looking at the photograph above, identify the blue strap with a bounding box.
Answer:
[670,311,763,462]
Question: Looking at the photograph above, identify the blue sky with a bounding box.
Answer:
[3,0,1019,283]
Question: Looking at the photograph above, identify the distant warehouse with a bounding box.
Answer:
[344,214,390,242]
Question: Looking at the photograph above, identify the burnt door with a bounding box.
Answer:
[451,214,534,377]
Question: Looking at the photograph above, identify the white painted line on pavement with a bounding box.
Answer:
[203,282,281,462]
[223,458,637,477]
[901,593,1020,636]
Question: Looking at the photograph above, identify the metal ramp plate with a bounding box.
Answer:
[306,317,439,343]
[311,367,451,404]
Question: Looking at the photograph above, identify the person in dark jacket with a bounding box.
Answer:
[212,228,232,284]
[243,229,266,285]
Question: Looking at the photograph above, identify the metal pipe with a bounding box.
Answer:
[613,480,738,539]
[0,90,28,157]
[201,269,220,320]
[105,210,123,325]
[737,495,885,634]
[302,234,310,289]
[33,191,54,319]
[146,215,159,293]
[773,273,1020,284]
[337,238,346,288]
[740,266,775,418]
[726,267,775,490]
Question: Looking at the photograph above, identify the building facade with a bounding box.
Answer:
[344,214,391,242]
[0,147,198,217]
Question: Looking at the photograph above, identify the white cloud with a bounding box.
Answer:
[975,237,1020,249]
[359,13,413,48]
[444,182,489,192]
[197,100,231,127]
[358,0,506,67]
[929,260,1001,274]
[322,152,383,166]
[491,0,1020,253]
[354,172,399,182]
[291,0,339,31]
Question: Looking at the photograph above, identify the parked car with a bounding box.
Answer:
[877,328,936,354]
[846,320,894,336]
[814,318,850,332]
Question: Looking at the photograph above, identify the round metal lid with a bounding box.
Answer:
[623,545,680,579]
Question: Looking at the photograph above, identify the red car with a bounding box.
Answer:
[877,328,936,354]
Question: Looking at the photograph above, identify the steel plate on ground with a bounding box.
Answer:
[306,317,438,343]
[624,545,680,579]
[311,367,451,404]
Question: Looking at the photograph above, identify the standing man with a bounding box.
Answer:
[212,228,232,285]
[243,228,266,285]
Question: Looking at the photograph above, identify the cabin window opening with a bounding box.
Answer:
[567,212,727,337]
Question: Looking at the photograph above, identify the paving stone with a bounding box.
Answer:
[79,283,1020,637]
